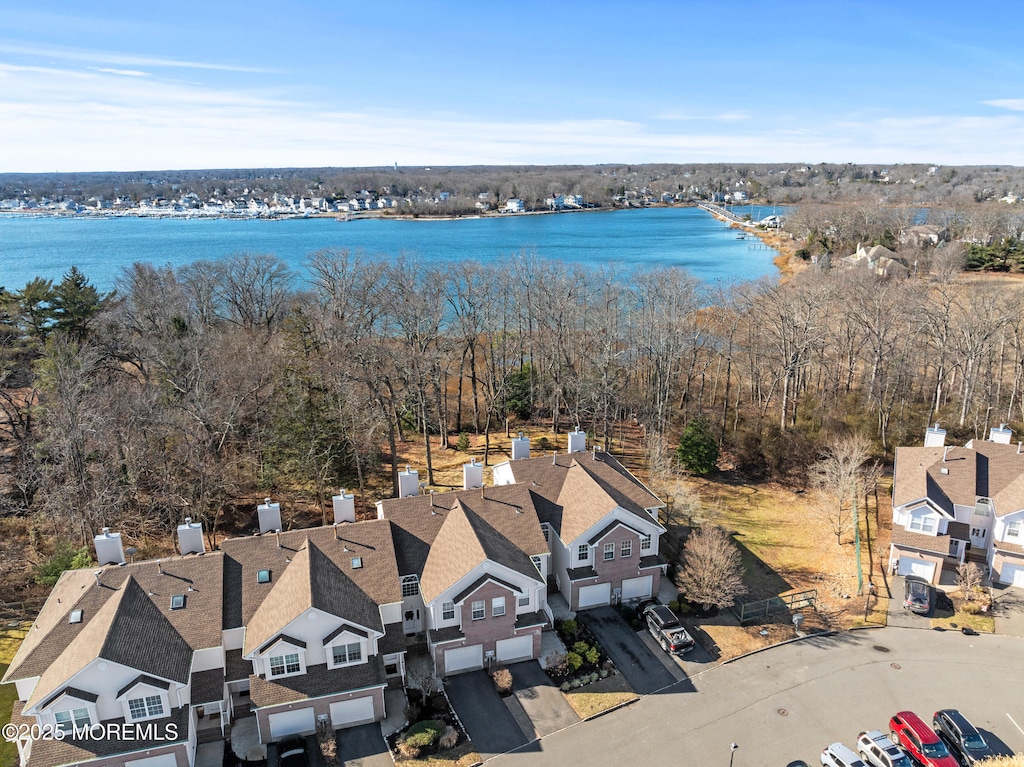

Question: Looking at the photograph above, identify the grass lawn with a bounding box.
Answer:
[561,672,637,719]
[0,622,30,767]
[931,592,996,634]
[396,742,482,767]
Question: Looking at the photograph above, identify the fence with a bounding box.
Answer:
[732,589,817,624]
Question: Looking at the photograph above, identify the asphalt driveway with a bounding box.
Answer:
[445,669,529,757]
[508,660,579,736]
[991,583,1024,637]
[337,723,392,767]
[887,576,935,628]
[579,606,678,694]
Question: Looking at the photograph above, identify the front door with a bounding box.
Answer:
[970,526,988,549]
[403,607,422,635]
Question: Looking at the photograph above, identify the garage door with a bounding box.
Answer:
[578,582,611,609]
[1001,563,1024,587]
[496,636,533,663]
[330,696,376,728]
[126,755,178,767]
[897,557,936,582]
[269,707,315,740]
[444,644,483,674]
[622,576,653,600]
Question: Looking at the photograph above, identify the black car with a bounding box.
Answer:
[903,577,931,614]
[277,736,310,767]
[932,709,994,765]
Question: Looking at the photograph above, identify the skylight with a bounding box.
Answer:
[170,594,185,610]
[69,610,83,624]
[351,557,363,569]
[257,569,271,584]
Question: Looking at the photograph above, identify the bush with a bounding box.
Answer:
[619,605,637,623]
[584,645,600,665]
[492,668,513,694]
[962,601,982,615]
[34,542,92,586]
[403,719,443,749]
[599,669,609,679]
[589,672,598,683]
[438,725,459,749]
[572,641,590,655]
[668,600,679,612]
[558,618,578,639]
[397,740,421,759]
[403,702,421,723]
[565,651,583,672]
[560,682,571,692]
[456,432,470,451]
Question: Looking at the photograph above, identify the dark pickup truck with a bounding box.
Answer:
[642,604,695,655]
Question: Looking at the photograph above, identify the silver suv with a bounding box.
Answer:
[857,730,912,767]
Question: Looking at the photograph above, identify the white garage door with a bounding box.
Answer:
[330,696,376,728]
[622,576,653,600]
[126,755,178,767]
[269,707,315,740]
[496,636,533,663]
[1001,563,1024,587]
[578,582,611,609]
[444,644,483,674]
[897,557,936,582]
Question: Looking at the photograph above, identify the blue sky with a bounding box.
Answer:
[2,1,1023,172]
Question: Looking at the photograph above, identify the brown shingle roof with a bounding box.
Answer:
[191,668,225,704]
[890,526,950,555]
[249,658,386,707]
[25,576,193,711]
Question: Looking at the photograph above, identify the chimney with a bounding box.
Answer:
[176,517,205,555]
[332,488,355,524]
[398,465,419,499]
[567,430,586,454]
[93,528,125,566]
[924,423,946,447]
[463,459,483,490]
[257,498,282,534]
[511,432,531,460]
[989,423,1013,444]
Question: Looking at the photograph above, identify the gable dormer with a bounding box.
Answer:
[115,674,172,722]
[257,635,307,680]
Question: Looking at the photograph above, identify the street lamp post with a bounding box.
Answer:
[729,742,739,767]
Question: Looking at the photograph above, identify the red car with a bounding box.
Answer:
[889,712,958,767]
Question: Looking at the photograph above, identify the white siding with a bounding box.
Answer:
[191,647,223,673]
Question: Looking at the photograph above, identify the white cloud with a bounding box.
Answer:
[91,67,150,77]
[0,41,269,73]
[982,99,1024,112]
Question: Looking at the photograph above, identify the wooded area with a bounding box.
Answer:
[1,225,1023,598]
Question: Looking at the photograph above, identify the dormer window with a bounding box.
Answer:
[268,652,301,677]
[257,569,271,584]
[908,513,938,535]
[54,707,91,733]
[127,695,164,721]
[401,575,420,597]
[1007,519,1022,540]
[331,642,363,666]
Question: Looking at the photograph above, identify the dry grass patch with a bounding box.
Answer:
[562,673,637,719]
[931,592,995,634]
[396,743,481,767]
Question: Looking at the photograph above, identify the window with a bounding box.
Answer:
[531,555,543,575]
[492,597,505,617]
[351,557,363,569]
[621,540,632,558]
[257,569,271,584]
[170,594,185,610]
[401,575,420,597]
[640,534,652,551]
[1007,519,1023,539]
[518,594,530,608]
[908,514,937,535]
[332,642,362,666]
[441,601,455,621]
[603,542,615,561]
[127,695,163,720]
[577,544,589,562]
[471,600,485,620]
[269,652,301,677]
[54,707,90,734]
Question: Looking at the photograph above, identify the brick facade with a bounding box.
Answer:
[570,526,660,610]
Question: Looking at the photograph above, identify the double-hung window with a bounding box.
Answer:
[577,544,589,562]
[603,542,615,561]
[471,600,485,620]
[54,708,90,733]
[640,534,652,551]
[1007,519,1023,540]
[127,695,163,720]
[269,652,301,677]
[442,601,455,621]
[332,642,362,666]
[621,540,632,558]
[492,597,505,617]
[908,514,937,535]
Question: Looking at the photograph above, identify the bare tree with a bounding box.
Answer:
[810,435,879,546]
[676,525,747,612]
[956,562,983,601]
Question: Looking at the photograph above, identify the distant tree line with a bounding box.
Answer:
[1,249,1023,561]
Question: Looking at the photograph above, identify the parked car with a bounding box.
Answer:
[277,736,310,767]
[903,577,932,614]
[889,712,958,767]
[933,709,995,764]
[821,742,867,767]
[642,603,695,654]
[857,729,912,767]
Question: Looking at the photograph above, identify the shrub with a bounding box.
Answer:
[492,668,513,694]
[589,672,598,683]
[962,601,982,615]
[599,669,609,679]
[584,646,600,665]
[676,600,691,615]
[560,682,571,692]
[456,432,470,452]
[668,600,680,612]
[397,740,421,759]
[565,651,583,672]
[559,618,578,639]
[572,641,590,655]
[438,725,459,749]
[403,702,421,723]
[34,542,92,586]
[403,719,443,749]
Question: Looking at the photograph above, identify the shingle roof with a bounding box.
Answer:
[890,526,950,555]
[242,539,385,656]
[249,658,386,707]
[191,668,225,705]
[893,441,1024,517]
[25,576,193,711]
[115,674,171,699]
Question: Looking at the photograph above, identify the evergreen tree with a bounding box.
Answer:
[676,416,719,475]
[50,266,112,341]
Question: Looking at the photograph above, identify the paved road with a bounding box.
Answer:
[490,628,1024,766]
[446,669,529,757]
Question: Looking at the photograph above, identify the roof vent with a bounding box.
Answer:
[940,467,949,475]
